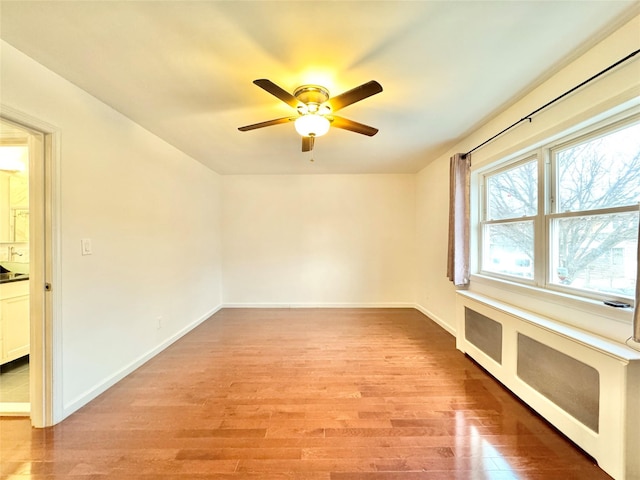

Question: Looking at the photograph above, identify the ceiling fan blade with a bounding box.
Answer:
[302,135,315,152]
[330,116,379,136]
[238,117,294,132]
[328,80,382,112]
[253,79,301,109]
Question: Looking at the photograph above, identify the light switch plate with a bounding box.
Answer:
[81,238,92,255]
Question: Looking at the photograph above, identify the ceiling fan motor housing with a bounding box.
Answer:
[294,85,330,104]
[294,85,331,115]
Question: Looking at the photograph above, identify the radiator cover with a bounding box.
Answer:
[456,291,640,480]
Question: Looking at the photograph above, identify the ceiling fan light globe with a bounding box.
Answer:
[295,114,330,137]
[318,104,332,115]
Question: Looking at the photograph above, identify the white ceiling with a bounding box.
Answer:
[0,1,638,174]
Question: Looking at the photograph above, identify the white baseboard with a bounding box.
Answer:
[415,303,456,336]
[62,304,223,419]
[222,302,416,309]
[0,402,30,416]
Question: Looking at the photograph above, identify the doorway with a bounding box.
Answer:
[0,114,54,426]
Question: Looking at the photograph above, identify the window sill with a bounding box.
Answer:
[468,273,634,343]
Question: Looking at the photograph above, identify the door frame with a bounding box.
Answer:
[1,106,61,427]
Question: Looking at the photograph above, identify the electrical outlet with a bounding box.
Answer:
[156,316,162,329]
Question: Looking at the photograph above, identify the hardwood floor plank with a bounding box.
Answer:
[0,308,611,479]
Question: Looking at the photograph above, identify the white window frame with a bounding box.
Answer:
[480,154,540,285]
[476,110,639,309]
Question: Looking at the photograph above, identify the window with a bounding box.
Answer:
[479,115,640,303]
[482,158,537,280]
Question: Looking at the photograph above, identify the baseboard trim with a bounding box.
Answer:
[0,402,30,417]
[415,303,456,336]
[222,302,416,309]
[62,304,223,419]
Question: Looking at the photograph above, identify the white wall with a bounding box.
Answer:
[416,14,640,337]
[1,40,223,419]
[222,174,416,306]
[414,157,456,333]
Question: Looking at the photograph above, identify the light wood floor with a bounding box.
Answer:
[1,308,611,479]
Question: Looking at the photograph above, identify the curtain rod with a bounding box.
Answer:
[463,48,640,158]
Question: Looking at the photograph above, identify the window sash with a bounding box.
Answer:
[485,157,538,221]
[546,210,638,300]
[549,114,640,215]
[480,219,536,281]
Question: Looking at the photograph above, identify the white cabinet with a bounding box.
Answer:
[0,280,30,365]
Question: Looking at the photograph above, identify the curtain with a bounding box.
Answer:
[447,153,471,287]
[634,215,640,342]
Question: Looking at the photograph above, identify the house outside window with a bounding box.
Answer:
[478,114,639,304]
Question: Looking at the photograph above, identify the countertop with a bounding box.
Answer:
[0,273,29,284]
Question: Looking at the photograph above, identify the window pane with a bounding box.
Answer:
[486,159,537,220]
[550,211,638,297]
[556,122,640,213]
[483,221,534,278]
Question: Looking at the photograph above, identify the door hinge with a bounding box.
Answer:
[44,282,52,292]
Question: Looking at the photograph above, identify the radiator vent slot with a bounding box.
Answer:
[517,333,600,433]
[464,308,502,364]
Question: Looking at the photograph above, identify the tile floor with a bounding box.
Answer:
[0,355,29,403]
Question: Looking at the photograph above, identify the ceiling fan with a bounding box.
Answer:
[238,79,383,152]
